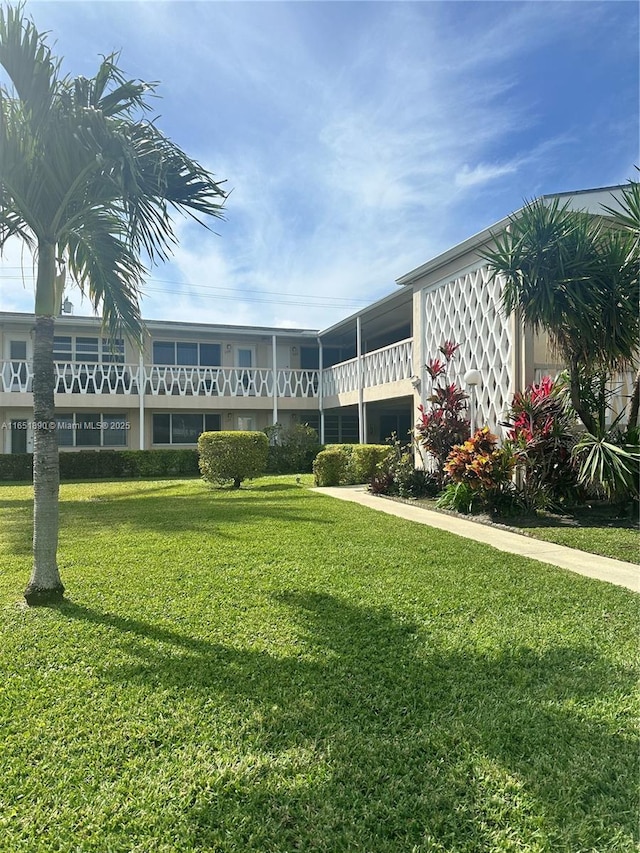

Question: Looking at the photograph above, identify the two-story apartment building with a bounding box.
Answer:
[1,184,632,455]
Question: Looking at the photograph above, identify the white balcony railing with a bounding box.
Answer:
[1,361,321,399]
[1,344,414,400]
[322,338,413,397]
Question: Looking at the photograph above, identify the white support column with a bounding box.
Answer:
[419,286,428,413]
[138,349,145,450]
[318,338,325,444]
[356,316,364,444]
[272,334,278,425]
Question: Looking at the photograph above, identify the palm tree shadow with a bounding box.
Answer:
[58,593,638,851]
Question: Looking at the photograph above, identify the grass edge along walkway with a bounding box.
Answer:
[314,485,639,593]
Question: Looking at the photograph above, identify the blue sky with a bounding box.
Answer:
[1,0,638,330]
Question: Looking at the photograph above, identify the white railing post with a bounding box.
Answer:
[139,350,145,449]
[318,339,325,444]
[356,317,364,444]
[272,335,278,425]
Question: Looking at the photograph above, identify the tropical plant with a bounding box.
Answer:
[368,433,440,499]
[415,341,469,483]
[482,187,639,435]
[0,7,227,603]
[445,425,514,490]
[502,376,579,510]
[572,432,639,505]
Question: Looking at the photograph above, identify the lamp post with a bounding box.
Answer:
[463,369,481,436]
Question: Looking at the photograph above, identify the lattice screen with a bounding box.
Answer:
[422,264,512,435]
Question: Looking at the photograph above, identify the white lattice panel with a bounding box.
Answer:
[322,358,359,397]
[422,265,511,434]
[277,370,319,398]
[55,363,141,395]
[363,339,413,387]
[1,360,32,392]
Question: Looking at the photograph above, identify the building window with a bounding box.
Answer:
[53,336,124,363]
[152,412,221,445]
[152,341,221,367]
[237,416,255,431]
[56,413,127,447]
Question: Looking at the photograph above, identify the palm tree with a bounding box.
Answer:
[482,189,639,435]
[0,6,227,604]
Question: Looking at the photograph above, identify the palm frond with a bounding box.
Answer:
[0,4,58,129]
[63,208,145,345]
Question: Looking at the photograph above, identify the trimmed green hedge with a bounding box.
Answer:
[264,423,322,474]
[0,449,200,482]
[198,430,269,488]
[313,444,390,486]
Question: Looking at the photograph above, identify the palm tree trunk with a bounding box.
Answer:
[569,356,597,435]
[24,246,64,605]
[628,367,640,430]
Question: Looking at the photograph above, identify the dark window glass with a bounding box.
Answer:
[10,340,27,360]
[204,414,221,432]
[102,339,124,363]
[171,414,201,444]
[75,415,101,446]
[300,347,319,369]
[153,341,175,365]
[56,413,74,447]
[76,337,99,362]
[152,414,171,444]
[299,413,319,435]
[199,343,221,366]
[177,342,198,365]
[53,336,72,362]
[102,414,127,447]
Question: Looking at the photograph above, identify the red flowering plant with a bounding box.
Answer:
[502,376,578,510]
[415,342,469,485]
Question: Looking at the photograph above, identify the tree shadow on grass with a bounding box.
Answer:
[0,490,334,558]
[59,593,638,852]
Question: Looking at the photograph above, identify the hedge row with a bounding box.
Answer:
[313,444,390,486]
[0,449,200,482]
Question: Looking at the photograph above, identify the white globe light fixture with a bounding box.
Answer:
[463,369,482,436]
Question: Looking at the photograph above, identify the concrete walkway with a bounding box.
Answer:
[313,486,639,593]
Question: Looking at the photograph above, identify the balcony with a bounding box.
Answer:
[1,340,413,405]
[321,338,414,401]
[1,361,320,400]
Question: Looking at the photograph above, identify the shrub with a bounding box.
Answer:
[313,448,348,486]
[0,449,200,482]
[313,444,388,486]
[198,430,268,488]
[368,436,440,499]
[572,432,640,504]
[349,445,389,483]
[444,427,515,515]
[502,376,579,510]
[436,482,480,514]
[0,453,33,481]
[415,341,470,484]
[264,423,322,473]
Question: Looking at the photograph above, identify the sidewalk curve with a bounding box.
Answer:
[313,486,639,593]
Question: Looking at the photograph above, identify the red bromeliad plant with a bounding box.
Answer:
[416,342,469,483]
[502,376,578,509]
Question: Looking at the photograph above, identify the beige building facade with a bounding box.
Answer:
[1,184,632,455]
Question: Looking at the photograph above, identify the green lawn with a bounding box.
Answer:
[407,497,639,564]
[0,477,638,852]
